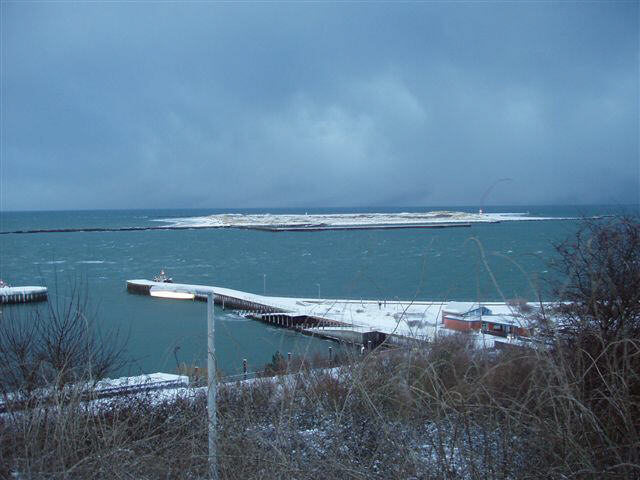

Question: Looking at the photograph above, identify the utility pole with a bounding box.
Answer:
[207,291,218,480]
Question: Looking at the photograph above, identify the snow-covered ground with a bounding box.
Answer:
[153,210,575,230]
[264,296,530,349]
[94,372,188,393]
[0,373,192,417]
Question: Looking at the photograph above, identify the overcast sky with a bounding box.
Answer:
[1,2,638,211]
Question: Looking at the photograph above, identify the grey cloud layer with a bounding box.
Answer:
[2,3,638,210]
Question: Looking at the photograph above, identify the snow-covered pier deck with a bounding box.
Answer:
[127,279,368,344]
[126,280,530,349]
[0,286,48,304]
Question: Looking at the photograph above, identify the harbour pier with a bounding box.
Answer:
[0,286,48,304]
[126,280,530,351]
[126,279,388,348]
[127,280,284,313]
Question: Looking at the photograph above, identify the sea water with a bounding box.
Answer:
[0,205,636,375]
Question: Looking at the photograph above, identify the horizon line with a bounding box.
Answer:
[1,202,639,214]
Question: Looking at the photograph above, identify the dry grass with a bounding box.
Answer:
[2,331,638,479]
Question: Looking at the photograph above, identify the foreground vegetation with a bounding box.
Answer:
[2,333,638,479]
[1,217,639,479]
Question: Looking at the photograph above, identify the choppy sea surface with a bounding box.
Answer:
[0,205,636,375]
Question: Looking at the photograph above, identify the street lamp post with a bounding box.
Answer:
[263,274,267,295]
[147,287,218,478]
[316,283,321,300]
[206,292,218,480]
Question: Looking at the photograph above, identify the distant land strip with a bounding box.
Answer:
[0,223,475,235]
[1,212,605,235]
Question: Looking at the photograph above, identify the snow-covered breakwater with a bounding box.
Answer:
[2,210,585,235]
[0,286,48,304]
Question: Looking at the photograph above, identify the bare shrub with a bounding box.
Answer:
[0,282,126,402]
[534,216,640,477]
[2,336,639,478]
[547,215,640,342]
[259,348,353,377]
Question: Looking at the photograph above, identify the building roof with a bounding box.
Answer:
[443,302,491,315]
[443,302,478,314]
[483,314,522,326]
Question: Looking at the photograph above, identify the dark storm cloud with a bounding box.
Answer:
[1,2,638,210]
